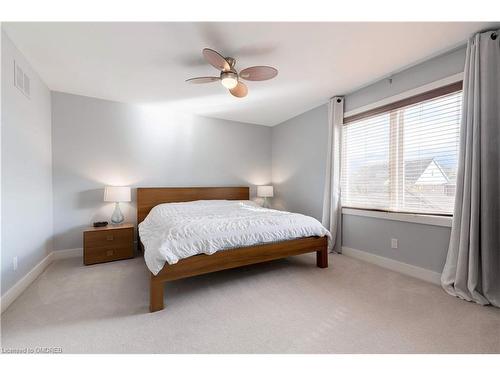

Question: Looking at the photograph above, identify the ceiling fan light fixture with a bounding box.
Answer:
[220,71,238,89]
[186,48,278,98]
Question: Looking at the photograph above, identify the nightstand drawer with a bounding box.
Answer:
[84,244,133,265]
[83,224,135,266]
[84,228,133,248]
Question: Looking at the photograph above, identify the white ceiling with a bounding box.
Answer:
[3,22,495,126]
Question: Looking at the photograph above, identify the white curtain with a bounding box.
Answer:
[322,97,344,253]
[441,29,500,307]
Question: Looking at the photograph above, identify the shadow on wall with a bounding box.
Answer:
[77,188,103,209]
[53,225,88,250]
[53,187,136,250]
[78,188,136,223]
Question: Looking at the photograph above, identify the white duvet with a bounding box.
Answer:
[139,200,331,275]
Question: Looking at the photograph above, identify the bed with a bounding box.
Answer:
[137,187,330,312]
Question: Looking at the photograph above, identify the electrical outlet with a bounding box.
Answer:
[13,256,18,271]
[391,238,398,249]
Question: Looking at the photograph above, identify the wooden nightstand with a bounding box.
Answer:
[83,223,134,265]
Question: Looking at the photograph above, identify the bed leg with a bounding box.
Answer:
[316,246,328,268]
[150,277,164,312]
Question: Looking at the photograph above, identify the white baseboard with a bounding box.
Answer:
[1,252,53,314]
[52,248,82,260]
[341,246,442,285]
[1,248,82,314]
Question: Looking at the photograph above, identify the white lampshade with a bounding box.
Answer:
[257,185,274,198]
[104,186,131,202]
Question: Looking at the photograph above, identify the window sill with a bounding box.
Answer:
[341,207,452,227]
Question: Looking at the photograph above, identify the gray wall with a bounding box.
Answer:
[1,31,53,294]
[272,104,328,220]
[345,47,466,112]
[271,46,467,274]
[51,92,272,251]
[342,215,452,273]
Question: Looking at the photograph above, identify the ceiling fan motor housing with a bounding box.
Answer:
[220,71,237,80]
[225,57,236,70]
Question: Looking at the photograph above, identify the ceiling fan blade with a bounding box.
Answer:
[185,76,220,84]
[202,48,230,72]
[239,66,278,81]
[229,81,248,98]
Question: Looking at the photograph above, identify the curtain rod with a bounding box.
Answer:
[476,27,499,40]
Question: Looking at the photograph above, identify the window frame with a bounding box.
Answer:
[341,207,453,227]
[341,78,463,218]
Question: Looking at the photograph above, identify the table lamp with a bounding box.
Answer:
[104,186,131,224]
[257,185,274,208]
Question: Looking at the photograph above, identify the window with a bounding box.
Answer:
[341,83,462,215]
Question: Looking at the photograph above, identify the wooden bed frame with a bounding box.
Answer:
[137,187,328,312]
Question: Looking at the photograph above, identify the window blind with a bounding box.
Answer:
[341,89,463,215]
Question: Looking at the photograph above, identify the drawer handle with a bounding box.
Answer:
[106,250,114,256]
[106,235,114,241]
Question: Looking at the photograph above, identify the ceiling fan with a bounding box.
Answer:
[185,48,278,98]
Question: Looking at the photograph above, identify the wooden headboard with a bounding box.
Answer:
[136,187,250,224]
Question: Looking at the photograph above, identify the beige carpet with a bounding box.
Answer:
[1,253,499,353]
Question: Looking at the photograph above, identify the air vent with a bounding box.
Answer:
[15,62,24,90]
[13,60,30,98]
[23,73,30,97]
